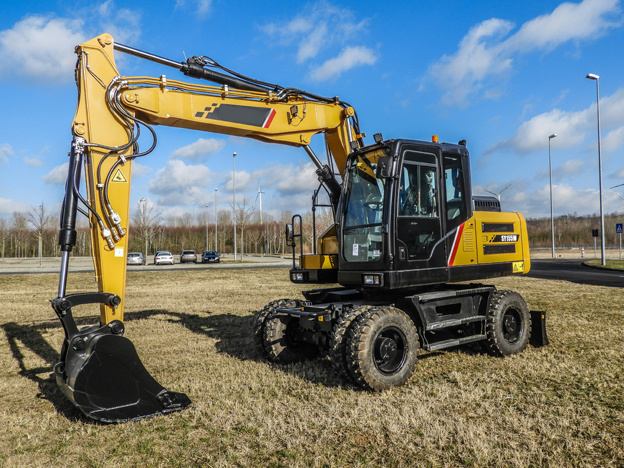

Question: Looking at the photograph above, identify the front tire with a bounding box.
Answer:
[345,307,419,391]
[484,290,531,357]
[329,305,372,382]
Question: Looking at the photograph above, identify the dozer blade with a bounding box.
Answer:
[55,331,191,423]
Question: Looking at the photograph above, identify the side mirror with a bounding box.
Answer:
[285,223,295,247]
[376,156,393,179]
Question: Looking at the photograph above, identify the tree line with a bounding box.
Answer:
[2,203,623,260]
[0,201,334,260]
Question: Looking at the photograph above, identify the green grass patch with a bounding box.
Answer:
[585,259,624,270]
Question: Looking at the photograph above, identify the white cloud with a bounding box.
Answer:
[23,157,43,168]
[603,126,624,154]
[0,16,85,83]
[555,158,586,180]
[0,4,143,84]
[130,161,152,178]
[261,161,319,196]
[501,182,622,217]
[488,88,624,154]
[504,0,621,52]
[0,144,13,164]
[148,160,214,205]
[175,0,212,15]
[96,2,142,44]
[309,46,377,81]
[42,162,69,184]
[262,1,374,80]
[0,197,30,216]
[428,0,622,105]
[170,138,226,161]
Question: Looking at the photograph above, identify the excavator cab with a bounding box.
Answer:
[333,137,528,290]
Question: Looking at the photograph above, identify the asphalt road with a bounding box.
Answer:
[528,258,624,288]
[2,255,622,289]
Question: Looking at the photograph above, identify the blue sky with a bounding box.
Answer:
[1,0,623,225]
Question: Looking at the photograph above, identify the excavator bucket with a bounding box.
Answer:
[52,295,191,423]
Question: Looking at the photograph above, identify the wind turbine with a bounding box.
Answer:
[256,184,265,224]
[485,183,511,203]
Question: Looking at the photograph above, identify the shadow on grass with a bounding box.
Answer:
[1,308,350,423]
[2,307,494,422]
[129,309,349,389]
[1,321,83,421]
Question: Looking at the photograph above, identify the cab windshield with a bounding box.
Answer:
[342,150,385,262]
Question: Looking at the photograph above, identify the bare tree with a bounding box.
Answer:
[132,199,163,260]
[0,218,7,260]
[26,203,54,266]
[233,197,255,256]
[11,212,29,258]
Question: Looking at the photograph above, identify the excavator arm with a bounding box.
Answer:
[53,34,360,422]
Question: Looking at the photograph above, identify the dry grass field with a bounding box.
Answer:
[0,268,622,467]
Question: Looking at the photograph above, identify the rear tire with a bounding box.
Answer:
[253,299,297,359]
[484,290,531,357]
[345,307,419,391]
[263,311,319,364]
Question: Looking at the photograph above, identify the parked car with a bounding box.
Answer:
[202,251,220,263]
[154,251,174,265]
[180,250,197,263]
[127,252,145,265]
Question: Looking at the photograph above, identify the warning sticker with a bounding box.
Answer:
[112,169,127,183]
[512,261,524,273]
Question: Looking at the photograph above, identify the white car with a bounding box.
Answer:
[154,251,174,265]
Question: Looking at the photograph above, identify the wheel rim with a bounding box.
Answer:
[373,326,408,375]
[502,308,523,343]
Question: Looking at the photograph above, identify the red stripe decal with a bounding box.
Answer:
[263,109,276,128]
[448,222,465,267]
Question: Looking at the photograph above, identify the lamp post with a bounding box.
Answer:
[139,197,148,262]
[214,188,218,252]
[205,204,209,251]
[233,152,237,261]
[586,73,606,266]
[548,133,557,258]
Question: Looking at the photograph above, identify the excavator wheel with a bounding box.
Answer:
[263,311,319,364]
[484,290,531,357]
[328,305,372,382]
[345,306,419,391]
[252,299,298,359]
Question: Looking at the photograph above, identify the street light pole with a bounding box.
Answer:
[233,152,237,261]
[205,204,209,251]
[586,73,606,266]
[548,133,557,259]
[214,188,218,252]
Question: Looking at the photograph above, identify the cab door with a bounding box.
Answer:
[395,149,445,271]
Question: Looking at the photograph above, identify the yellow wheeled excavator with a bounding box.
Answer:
[52,34,547,423]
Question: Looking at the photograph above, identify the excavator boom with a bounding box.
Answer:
[53,34,359,422]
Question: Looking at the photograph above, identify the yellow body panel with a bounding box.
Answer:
[450,211,531,274]
[300,254,338,270]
